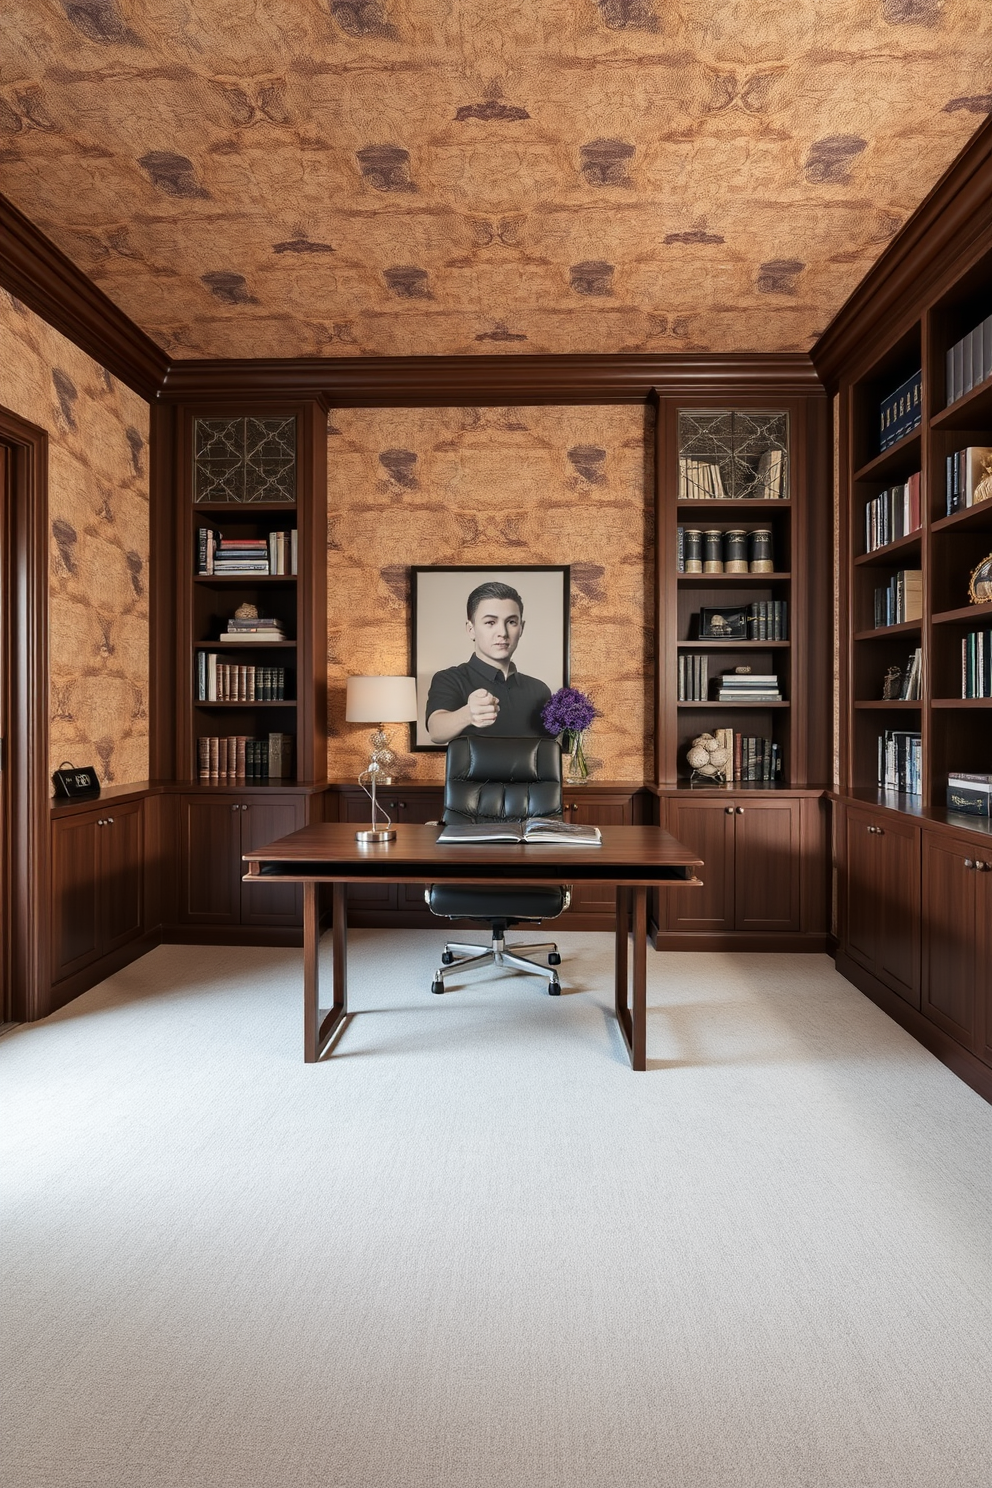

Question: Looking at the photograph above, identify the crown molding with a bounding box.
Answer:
[0,193,169,401]
[812,114,992,390]
[160,352,822,405]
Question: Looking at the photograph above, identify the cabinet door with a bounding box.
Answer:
[51,811,102,981]
[179,797,242,925]
[391,794,445,913]
[873,816,920,1007]
[660,800,735,932]
[565,795,632,914]
[922,834,978,1049]
[844,807,879,973]
[339,791,396,912]
[100,800,144,953]
[978,869,992,1069]
[240,797,305,925]
[734,800,801,932]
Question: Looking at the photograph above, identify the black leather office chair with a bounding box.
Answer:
[426,736,571,996]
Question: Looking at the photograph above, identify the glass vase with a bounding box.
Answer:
[564,730,590,785]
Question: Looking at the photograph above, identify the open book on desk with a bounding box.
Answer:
[437,817,602,846]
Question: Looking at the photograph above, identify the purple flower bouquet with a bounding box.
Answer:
[541,687,598,781]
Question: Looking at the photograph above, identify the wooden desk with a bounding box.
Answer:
[243,823,703,1070]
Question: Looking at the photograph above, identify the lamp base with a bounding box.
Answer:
[355,827,396,843]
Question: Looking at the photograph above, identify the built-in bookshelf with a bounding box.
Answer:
[840,236,992,820]
[656,394,831,789]
[176,405,328,786]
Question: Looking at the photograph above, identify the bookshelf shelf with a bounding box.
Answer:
[193,639,297,649]
[854,532,922,565]
[931,503,992,535]
[853,700,922,710]
[931,698,992,709]
[676,571,791,585]
[193,575,296,585]
[853,428,922,484]
[676,499,792,511]
[676,700,790,710]
[854,620,923,641]
[194,701,298,709]
[932,600,992,625]
[931,375,992,430]
[676,639,790,649]
[194,501,298,514]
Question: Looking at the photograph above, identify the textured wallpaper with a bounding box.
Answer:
[0,292,150,787]
[327,405,652,781]
[2,2,990,357]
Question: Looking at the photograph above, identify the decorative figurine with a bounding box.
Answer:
[686,732,730,783]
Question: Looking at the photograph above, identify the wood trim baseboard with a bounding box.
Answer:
[0,193,169,400]
[835,948,992,1105]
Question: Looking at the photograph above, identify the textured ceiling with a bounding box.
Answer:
[2,1,990,359]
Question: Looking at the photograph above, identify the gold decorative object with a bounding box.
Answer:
[968,553,992,605]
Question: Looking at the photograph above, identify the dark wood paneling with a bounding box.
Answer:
[874,814,921,1006]
[100,801,144,953]
[922,832,979,1048]
[659,799,735,932]
[0,192,168,400]
[161,353,821,406]
[566,794,634,915]
[51,812,101,981]
[179,797,241,925]
[241,797,306,925]
[980,871,992,1069]
[844,807,880,972]
[734,800,801,932]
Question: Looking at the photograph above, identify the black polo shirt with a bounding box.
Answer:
[426,654,552,739]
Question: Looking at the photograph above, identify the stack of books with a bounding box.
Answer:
[219,615,288,644]
[873,570,922,628]
[898,647,923,701]
[946,772,992,817]
[747,601,787,640]
[962,628,992,697]
[945,315,992,406]
[865,474,921,550]
[878,371,922,452]
[197,528,298,575]
[197,731,294,781]
[878,730,921,795]
[717,671,781,702]
[678,457,726,499]
[945,447,992,513]
[196,656,289,701]
[678,655,709,702]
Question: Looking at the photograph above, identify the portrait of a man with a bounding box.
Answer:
[411,567,570,750]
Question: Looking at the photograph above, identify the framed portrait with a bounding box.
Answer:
[698,605,748,640]
[411,566,570,750]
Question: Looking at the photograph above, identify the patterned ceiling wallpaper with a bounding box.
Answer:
[0,290,150,786]
[1,2,990,358]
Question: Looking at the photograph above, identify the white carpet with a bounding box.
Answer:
[2,935,991,1488]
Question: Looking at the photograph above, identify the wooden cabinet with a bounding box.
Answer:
[179,792,307,928]
[921,829,992,1055]
[335,787,444,921]
[563,790,637,921]
[656,794,824,945]
[842,805,920,1006]
[51,800,144,983]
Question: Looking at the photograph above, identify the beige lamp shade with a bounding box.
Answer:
[345,675,419,723]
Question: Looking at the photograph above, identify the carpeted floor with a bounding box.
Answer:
[2,934,991,1488]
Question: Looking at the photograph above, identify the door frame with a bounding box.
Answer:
[1,406,50,1021]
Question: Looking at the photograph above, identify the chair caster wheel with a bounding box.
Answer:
[431,979,445,995]
[441,951,455,965]
[548,979,561,996]
[548,952,561,966]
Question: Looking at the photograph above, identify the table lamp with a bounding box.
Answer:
[345,675,419,842]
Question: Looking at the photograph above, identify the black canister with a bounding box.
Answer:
[748,528,774,572]
[724,529,748,573]
[703,529,724,573]
[683,528,704,573]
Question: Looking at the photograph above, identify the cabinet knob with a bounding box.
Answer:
[978,861,992,872]
[964,858,976,870]
[726,806,735,815]
[107,816,114,825]
[875,826,883,836]
[231,804,240,812]
[736,807,744,815]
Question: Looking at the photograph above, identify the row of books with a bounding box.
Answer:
[197,529,298,576]
[961,629,992,698]
[196,732,294,781]
[718,671,781,702]
[677,654,709,702]
[945,446,992,513]
[746,601,788,640]
[947,772,992,817]
[218,615,289,644]
[879,370,922,452]
[676,527,774,573]
[195,654,291,702]
[945,314,992,406]
[864,473,921,552]
[878,730,921,796]
[892,647,923,701]
[677,450,786,500]
[729,733,781,782]
[873,569,922,628]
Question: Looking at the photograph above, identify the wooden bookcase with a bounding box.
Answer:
[838,239,992,827]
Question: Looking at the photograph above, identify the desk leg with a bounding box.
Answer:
[614,885,648,1071]
[303,881,349,1063]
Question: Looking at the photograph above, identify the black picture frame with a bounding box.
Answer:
[410,565,570,750]
[698,606,748,640]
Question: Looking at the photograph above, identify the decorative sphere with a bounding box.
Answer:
[709,748,730,768]
[687,746,710,769]
[691,735,709,749]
